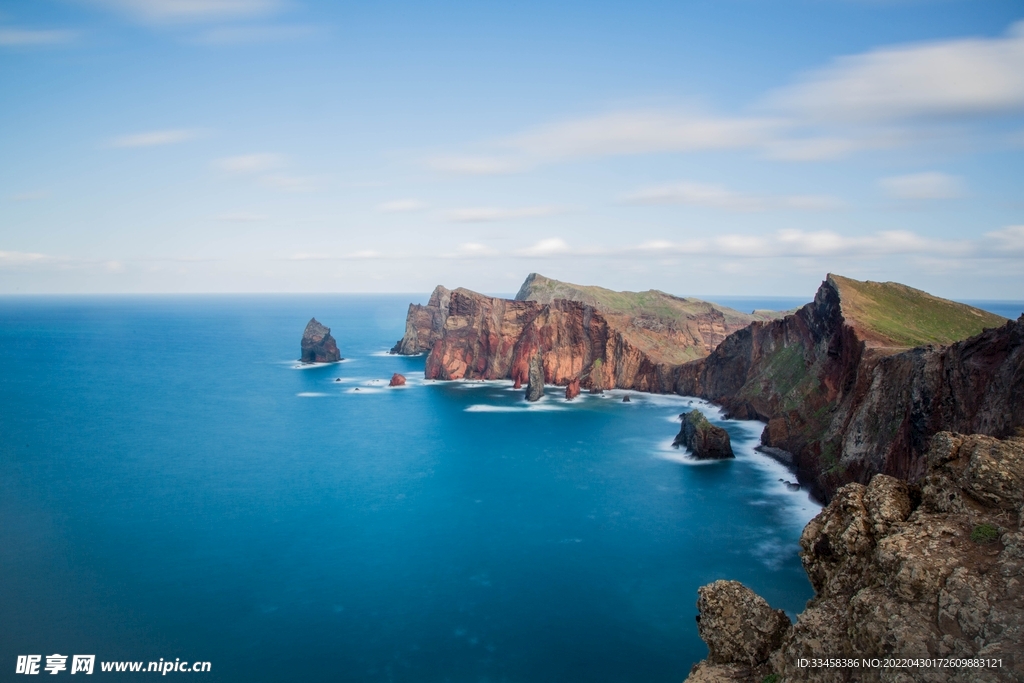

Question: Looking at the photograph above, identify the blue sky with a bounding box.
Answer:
[1,1,1023,299]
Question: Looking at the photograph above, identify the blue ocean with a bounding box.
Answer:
[3,293,1012,681]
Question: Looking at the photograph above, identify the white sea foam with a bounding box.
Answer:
[296,392,328,397]
[346,387,385,394]
[465,402,566,412]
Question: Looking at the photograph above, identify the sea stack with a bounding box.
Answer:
[525,355,544,402]
[565,378,581,401]
[674,410,734,459]
[389,373,406,387]
[300,318,341,363]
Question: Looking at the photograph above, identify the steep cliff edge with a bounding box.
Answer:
[391,275,776,391]
[300,318,340,363]
[674,410,735,459]
[685,431,1024,683]
[677,274,1015,500]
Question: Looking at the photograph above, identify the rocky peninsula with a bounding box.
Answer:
[300,318,340,363]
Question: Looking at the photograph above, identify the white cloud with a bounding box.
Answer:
[448,243,499,258]
[879,172,965,200]
[259,174,318,192]
[215,211,267,222]
[985,225,1024,253]
[624,181,844,212]
[0,27,76,46]
[87,0,282,24]
[111,129,199,148]
[444,205,564,222]
[0,250,49,264]
[195,24,321,45]
[516,238,573,257]
[378,199,428,213]
[8,191,48,201]
[768,21,1024,122]
[430,111,780,174]
[213,153,282,173]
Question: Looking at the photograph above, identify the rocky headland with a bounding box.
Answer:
[686,431,1024,683]
[674,409,735,459]
[390,274,776,393]
[300,318,341,363]
[676,274,1017,501]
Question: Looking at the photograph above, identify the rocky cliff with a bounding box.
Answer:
[685,431,1024,683]
[300,318,341,363]
[677,275,1016,501]
[391,275,773,391]
[674,410,735,459]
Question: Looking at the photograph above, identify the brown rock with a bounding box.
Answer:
[673,410,734,459]
[685,432,1024,683]
[525,355,544,402]
[300,318,340,363]
[389,373,406,387]
[565,378,581,401]
[696,580,790,667]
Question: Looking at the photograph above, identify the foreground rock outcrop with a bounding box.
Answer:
[300,318,340,363]
[526,355,544,402]
[685,431,1024,683]
[674,410,734,459]
[677,275,1016,500]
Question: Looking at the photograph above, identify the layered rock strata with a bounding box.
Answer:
[300,318,340,363]
[685,431,1024,683]
[674,410,734,459]
[677,275,1017,500]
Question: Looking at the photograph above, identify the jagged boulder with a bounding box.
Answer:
[300,318,340,363]
[526,355,544,402]
[674,410,734,459]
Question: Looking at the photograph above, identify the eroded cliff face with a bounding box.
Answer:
[300,318,340,363]
[685,431,1024,683]
[394,285,693,392]
[677,275,1020,501]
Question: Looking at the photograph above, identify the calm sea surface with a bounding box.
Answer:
[0,292,908,682]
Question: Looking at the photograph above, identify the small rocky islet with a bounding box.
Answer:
[299,318,341,363]
[384,272,1023,679]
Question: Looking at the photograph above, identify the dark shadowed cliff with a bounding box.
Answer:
[677,275,1017,500]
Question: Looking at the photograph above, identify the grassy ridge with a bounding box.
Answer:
[516,273,780,327]
[829,274,1007,348]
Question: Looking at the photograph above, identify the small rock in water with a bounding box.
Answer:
[335,378,342,382]
[622,395,631,403]
[389,373,406,387]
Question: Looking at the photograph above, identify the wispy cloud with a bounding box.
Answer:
[624,181,844,212]
[259,174,318,192]
[86,0,283,24]
[0,250,49,264]
[194,24,322,45]
[444,205,565,222]
[0,27,76,46]
[879,172,965,200]
[767,21,1024,122]
[213,153,282,173]
[111,129,199,148]
[515,238,573,257]
[986,225,1024,253]
[378,199,428,213]
[215,211,267,222]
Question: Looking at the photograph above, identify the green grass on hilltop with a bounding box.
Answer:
[515,273,781,326]
[829,274,1007,348]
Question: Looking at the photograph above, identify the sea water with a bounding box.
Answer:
[1,295,825,682]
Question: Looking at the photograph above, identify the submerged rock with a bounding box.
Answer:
[300,318,340,363]
[525,355,544,402]
[565,378,581,401]
[389,373,406,387]
[622,395,631,403]
[673,410,734,459]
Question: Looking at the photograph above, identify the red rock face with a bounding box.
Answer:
[564,378,581,400]
[301,318,341,363]
[389,373,406,387]
[405,287,686,393]
[678,277,1024,501]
